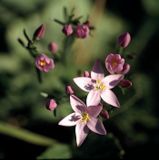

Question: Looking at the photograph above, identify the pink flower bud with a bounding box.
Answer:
[119,79,132,88]
[75,24,90,38]
[100,110,110,119]
[33,24,45,40]
[118,32,131,48]
[62,24,73,36]
[48,42,58,54]
[46,99,57,111]
[35,54,55,72]
[66,85,74,95]
[83,71,90,77]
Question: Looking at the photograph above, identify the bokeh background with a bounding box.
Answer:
[0,0,159,159]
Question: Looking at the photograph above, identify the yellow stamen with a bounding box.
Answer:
[81,112,90,122]
[99,83,106,91]
[39,60,46,67]
[95,80,106,91]
[112,61,117,68]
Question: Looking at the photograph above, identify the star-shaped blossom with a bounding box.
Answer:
[73,60,123,107]
[58,95,106,147]
[35,54,55,72]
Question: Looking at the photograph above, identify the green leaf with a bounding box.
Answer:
[0,121,58,146]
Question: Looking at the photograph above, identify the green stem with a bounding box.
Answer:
[35,67,42,83]
[0,121,60,146]
[62,36,75,65]
[119,47,124,55]
[18,30,42,83]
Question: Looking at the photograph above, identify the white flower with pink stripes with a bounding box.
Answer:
[73,60,123,108]
[58,95,106,147]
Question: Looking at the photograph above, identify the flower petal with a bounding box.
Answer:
[91,71,105,81]
[70,95,86,113]
[75,123,89,147]
[121,63,130,74]
[73,77,93,92]
[91,60,104,80]
[87,104,102,117]
[58,113,81,126]
[102,74,123,89]
[101,89,120,107]
[87,117,106,135]
[86,90,101,106]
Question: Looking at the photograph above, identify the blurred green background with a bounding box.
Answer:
[0,0,159,159]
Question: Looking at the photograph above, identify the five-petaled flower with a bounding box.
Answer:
[58,95,106,146]
[105,53,130,75]
[35,54,55,72]
[73,60,123,107]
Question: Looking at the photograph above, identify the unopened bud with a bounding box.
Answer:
[119,79,132,88]
[66,85,74,95]
[83,71,90,77]
[33,24,45,40]
[48,42,58,54]
[100,110,110,119]
[75,24,90,39]
[46,99,57,111]
[118,32,131,48]
[62,24,73,36]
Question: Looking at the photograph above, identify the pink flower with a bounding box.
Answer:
[105,53,130,74]
[75,24,90,39]
[46,99,57,111]
[48,42,58,54]
[35,54,55,72]
[118,32,131,48]
[73,60,123,107]
[62,24,73,36]
[33,24,45,40]
[58,95,106,146]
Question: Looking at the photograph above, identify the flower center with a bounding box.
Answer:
[39,60,46,67]
[112,61,118,68]
[81,112,90,123]
[95,80,106,91]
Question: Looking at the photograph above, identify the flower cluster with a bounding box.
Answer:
[18,24,58,75]
[18,8,133,147]
[62,22,90,39]
[55,9,94,39]
[58,32,132,146]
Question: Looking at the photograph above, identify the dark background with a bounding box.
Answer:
[0,0,159,159]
